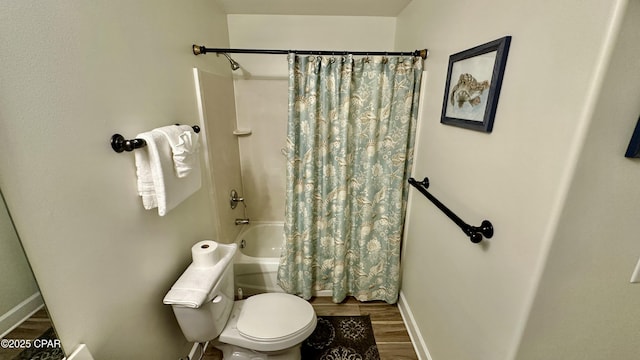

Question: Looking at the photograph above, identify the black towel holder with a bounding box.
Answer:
[110,125,200,153]
[408,177,494,243]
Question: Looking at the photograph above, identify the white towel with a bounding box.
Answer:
[163,243,238,308]
[134,129,201,216]
[134,132,160,211]
[153,125,200,178]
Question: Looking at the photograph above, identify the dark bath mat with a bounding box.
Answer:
[301,315,380,360]
[13,327,64,360]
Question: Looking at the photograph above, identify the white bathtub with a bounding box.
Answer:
[234,222,286,296]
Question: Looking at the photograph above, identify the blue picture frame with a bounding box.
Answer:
[625,117,640,158]
[441,36,511,133]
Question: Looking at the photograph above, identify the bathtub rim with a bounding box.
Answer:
[232,221,333,297]
[234,221,284,263]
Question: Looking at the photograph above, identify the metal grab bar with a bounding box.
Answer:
[408,177,494,243]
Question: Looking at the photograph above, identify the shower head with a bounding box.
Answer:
[219,52,241,71]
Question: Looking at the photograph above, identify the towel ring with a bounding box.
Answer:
[111,125,200,153]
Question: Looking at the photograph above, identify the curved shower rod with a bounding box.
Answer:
[192,44,429,59]
[408,177,494,244]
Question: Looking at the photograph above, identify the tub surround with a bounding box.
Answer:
[195,69,246,245]
[234,222,285,296]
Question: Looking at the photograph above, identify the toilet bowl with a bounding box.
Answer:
[163,241,317,360]
[216,293,317,359]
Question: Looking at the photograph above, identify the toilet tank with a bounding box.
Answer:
[171,264,236,342]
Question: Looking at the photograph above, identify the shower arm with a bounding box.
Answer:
[218,52,241,70]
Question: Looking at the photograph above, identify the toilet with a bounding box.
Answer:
[163,241,317,360]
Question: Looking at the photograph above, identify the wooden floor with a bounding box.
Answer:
[0,308,58,360]
[203,296,418,360]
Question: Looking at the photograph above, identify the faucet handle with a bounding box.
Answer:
[230,189,245,209]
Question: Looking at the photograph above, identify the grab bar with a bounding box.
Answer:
[408,177,493,243]
[110,125,200,153]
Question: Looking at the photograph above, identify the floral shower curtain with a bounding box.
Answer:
[277,53,423,303]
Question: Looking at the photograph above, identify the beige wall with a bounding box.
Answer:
[515,1,640,358]
[0,192,41,333]
[395,0,629,359]
[0,1,231,358]
[227,15,398,78]
[227,15,397,221]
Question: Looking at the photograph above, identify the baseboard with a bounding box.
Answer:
[398,291,433,360]
[0,292,44,338]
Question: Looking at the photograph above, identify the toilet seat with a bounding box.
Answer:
[218,293,317,353]
[237,293,316,342]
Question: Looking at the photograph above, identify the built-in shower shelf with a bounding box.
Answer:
[233,129,252,136]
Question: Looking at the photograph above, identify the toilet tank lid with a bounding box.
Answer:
[163,243,237,308]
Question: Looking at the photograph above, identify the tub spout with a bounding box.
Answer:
[235,218,250,225]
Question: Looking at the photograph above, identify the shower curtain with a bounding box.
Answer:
[277,53,423,303]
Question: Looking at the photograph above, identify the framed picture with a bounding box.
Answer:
[440,36,511,133]
[625,117,640,158]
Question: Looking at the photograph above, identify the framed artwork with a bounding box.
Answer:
[440,36,512,133]
[625,117,640,158]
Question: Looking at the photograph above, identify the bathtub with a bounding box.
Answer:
[233,222,286,296]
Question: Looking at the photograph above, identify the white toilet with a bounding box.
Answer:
[163,241,317,360]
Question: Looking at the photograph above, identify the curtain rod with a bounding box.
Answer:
[192,45,428,59]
